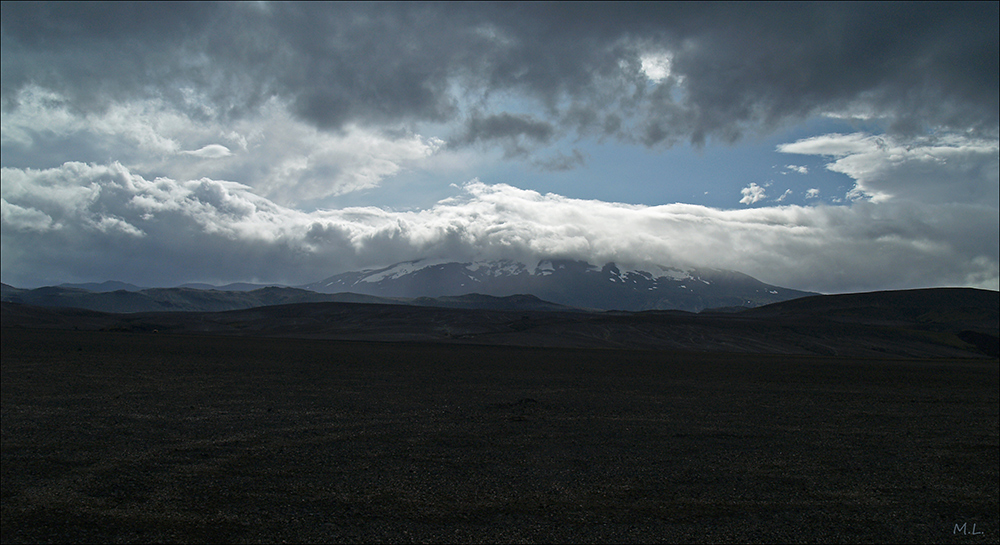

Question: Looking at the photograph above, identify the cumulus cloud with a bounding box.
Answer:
[779,132,1000,205]
[3,162,996,293]
[740,183,767,205]
[805,188,821,199]
[1,86,183,158]
[784,164,808,175]
[1,91,446,205]
[639,51,673,83]
[0,199,54,231]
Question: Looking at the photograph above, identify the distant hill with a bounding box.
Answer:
[743,287,997,323]
[741,287,1000,357]
[4,287,996,358]
[407,293,580,312]
[0,283,577,314]
[1,284,391,313]
[741,288,999,337]
[178,282,287,292]
[303,258,817,312]
[58,281,146,292]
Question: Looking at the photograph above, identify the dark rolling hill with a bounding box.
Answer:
[0,284,374,313]
[56,280,147,292]
[738,287,1000,357]
[0,283,579,314]
[4,287,997,358]
[743,287,995,318]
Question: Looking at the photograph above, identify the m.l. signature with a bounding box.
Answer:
[954,522,984,535]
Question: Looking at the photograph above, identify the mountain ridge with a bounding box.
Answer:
[0,283,580,314]
[3,259,816,313]
[3,287,996,358]
[303,258,817,312]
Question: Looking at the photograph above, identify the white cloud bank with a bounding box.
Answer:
[3,156,996,293]
[778,132,999,205]
[1,89,445,207]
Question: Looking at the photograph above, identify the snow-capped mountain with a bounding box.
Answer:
[302,259,816,312]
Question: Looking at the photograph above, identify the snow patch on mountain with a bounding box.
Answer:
[625,264,695,281]
[534,260,555,275]
[354,259,700,285]
[360,258,453,283]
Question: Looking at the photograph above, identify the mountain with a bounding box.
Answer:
[1,259,814,314]
[302,259,816,312]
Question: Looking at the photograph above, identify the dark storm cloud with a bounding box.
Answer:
[3,2,996,150]
[458,114,555,145]
[531,149,587,172]
[451,113,556,159]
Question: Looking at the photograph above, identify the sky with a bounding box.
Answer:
[2,2,997,294]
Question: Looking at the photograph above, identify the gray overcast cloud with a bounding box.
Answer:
[4,2,996,143]
[2,2,997,292]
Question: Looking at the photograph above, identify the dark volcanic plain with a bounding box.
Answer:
[2,290,998,543]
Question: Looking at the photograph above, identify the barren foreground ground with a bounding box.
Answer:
[2,328,997,543]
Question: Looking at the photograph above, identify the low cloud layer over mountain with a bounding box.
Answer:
[2,3,997,293]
